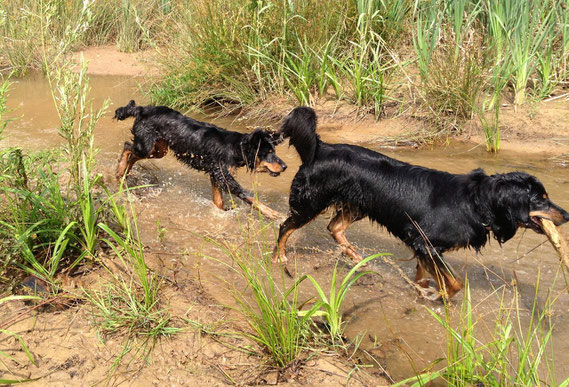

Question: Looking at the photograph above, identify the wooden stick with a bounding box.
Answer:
[539,218,569,271]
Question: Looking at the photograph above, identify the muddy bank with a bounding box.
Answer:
[71,46,569,157]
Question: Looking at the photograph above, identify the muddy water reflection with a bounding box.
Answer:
[4,74,569,382]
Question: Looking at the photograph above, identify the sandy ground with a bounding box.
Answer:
[73,45,157,77]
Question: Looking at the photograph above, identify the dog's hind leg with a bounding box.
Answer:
[327,207,363,262]
[116,139,168,179]
[116,141,140,179]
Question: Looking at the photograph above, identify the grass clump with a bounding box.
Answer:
[304,254,383,343]
[0,58,111,291]
[396,277,567,386]
[204,216,383,368]
[85,199,176,340]
[148,0,400,116]
[206,225,319,368]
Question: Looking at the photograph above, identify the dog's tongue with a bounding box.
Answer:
[539,218,569,271]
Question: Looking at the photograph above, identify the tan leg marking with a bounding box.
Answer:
[273,227,297,263]
[327,209,363,262]
[414,261,431,288]
[212,184,225,211]
[116,149,141,179]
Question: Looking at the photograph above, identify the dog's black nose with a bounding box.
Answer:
[281,162,287,171]
[564,210,569,223]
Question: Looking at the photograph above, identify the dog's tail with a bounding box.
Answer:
[114,100,142,121]
[281,106,319,165]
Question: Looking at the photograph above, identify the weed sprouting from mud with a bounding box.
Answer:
[201,214,383,369]
[395,275,568,386]
[203,223,318,368]
[302,254,384,344]
[86,204,177,341]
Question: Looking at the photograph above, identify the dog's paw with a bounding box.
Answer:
[272,252,287,264]
[341,245,363,263]
[265,210,285,222]
[416,285,442,302]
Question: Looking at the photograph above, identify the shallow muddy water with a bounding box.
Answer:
[3,74,569,383]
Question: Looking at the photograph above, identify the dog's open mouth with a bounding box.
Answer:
[254,165,281,176]
[528,210,563,234]
[256,160,285,176]
[527,215,546,234]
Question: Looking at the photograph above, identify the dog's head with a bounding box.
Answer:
[482,171,569,241]
[240,129,287,176]
[114,100,140,121]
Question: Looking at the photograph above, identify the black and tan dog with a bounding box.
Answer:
[114,100,287,219]
[274,107,569,300]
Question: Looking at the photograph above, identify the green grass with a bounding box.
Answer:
[3,0,569,148]
[202,214,384,367]
[395,277,568,386]
[0,57,111,289]
[86,212,176,339]
[303,254,383,343]
[204,223,319,368]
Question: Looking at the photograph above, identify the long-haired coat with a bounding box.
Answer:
[274,107,569,300]
[114,100,287,219]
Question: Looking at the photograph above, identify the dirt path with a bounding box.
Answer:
[73,45,157,77]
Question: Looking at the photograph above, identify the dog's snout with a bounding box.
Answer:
[281,161,287,171]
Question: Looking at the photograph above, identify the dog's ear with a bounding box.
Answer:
[240,129,265,170]
[114,101,142,121]
[486,173,532,243]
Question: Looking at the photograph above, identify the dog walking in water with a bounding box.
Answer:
[274,107,569,300]
[115,100,287,220]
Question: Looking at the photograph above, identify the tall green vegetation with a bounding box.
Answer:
[148,0,402,116]
[0,0,168,75]
[412,0,567,150]
[2,0,569,146]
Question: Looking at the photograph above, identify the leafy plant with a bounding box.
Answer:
[207,231,320,367]
[87,200,175,339]
[303,254,383,342]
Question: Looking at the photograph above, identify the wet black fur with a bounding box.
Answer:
[279,106,569,280]
[115,100,286,204]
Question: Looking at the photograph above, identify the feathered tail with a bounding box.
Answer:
[281,106,319,165]
[113,100,142,121]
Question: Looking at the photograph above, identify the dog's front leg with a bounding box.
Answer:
[248,198,283,221]
[116,141,140,179]
[327,208,363,262]
[210,176,226,211]
[212,166,283,220]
